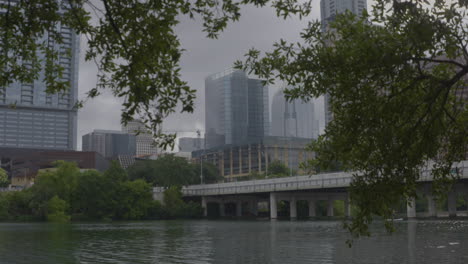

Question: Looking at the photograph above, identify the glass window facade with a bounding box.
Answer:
[205,69,269,149]
[0,3,79,150]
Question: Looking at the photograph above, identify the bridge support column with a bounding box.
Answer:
[448,190,457,218]
[270,192,277,219]
[219,202,225,217]
[308,200,316,218]
[250,200,258,216]
[327,199,334,217]
[344,196,351,218]
[290,196,297,220]
[236,200,242,217]
[407,197,416,219]
[201,196,207,217]
[427,195,437,218]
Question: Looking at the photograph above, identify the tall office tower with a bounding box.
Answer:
[321,0,367,126]
[0,2,79,150]
[82,130,136,159]
[320,0,367,32]
[271,90,319,139]
[205,69,269,149]
[178,137,205,152]
[122,119,160,156]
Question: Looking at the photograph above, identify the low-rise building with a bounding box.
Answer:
[0,148,109,187]
[192,136,314,180]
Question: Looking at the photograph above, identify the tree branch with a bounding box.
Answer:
[410,57,466,69]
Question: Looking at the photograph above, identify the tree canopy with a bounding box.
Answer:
[0,161,202,221]
[0,0,311,149]
[0,168,9,188]
[267,160,292,177]
[127,154,222,186]
[237,0,468,238]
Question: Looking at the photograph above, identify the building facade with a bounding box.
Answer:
[192,136,314,180]
[321,0,367,127]
[122,120,161,156]
[0,2,79,150]
[271,89,319,139]
[178,137,204,152]
[0,147,109,185]
[82,130,136,159]
[320,0,367,32]
[205,69,269,149]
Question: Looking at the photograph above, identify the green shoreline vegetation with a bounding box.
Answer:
[0,159,204,222]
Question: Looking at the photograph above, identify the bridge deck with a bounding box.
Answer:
[153,161,468,197]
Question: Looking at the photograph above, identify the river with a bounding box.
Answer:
[0,220,467,263]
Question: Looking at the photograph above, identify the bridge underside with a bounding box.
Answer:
[195,182,468,220]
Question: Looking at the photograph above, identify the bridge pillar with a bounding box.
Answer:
[448,190,457,218]
[427,195,437,218]
[270,192,277,219]
[308,200,316,218]
[344,196,351,218]
[290,196,297,220]
[250,200,258,216]
[236,200,242,217]
[327,199,334,217]
[407,197,416,219]
[219,202,225,217]
[201,196,207,217]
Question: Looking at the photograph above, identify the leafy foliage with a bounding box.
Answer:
[0,161,201,222]
[267,160,293,177]
[47,195,70,222]
[238,0,468,238]
[0,168,9,188]
[0,0,311,149]
[127,154,222,186]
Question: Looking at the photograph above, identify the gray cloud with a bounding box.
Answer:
[77,1,324,150]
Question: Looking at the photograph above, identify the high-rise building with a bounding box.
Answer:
[320,0,367,32]
[205,69,269,149]
[0,2,79,150]
[82,130,136,159]
[122,120,160,156]
[178,137,205,152]
[321,0,367,126]
[271,90,319,139]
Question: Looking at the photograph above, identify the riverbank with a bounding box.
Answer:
[0,162,202,222]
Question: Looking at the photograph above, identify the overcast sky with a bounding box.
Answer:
[76,1,326,150]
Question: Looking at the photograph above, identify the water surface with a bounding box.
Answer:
[0,220,467,263]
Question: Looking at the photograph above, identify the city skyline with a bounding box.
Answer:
[76,3,326,150]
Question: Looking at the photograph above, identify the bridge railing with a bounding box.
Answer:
[153,160,468,197]
[181,172,354,196]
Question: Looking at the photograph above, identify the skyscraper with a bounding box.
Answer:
[205,69,269,149]
[0,2,79,150]
[320,0,367,32]
[122,119,161,156]
[271,89,319,139]
[82,130,136,159]
[321,0,367,126]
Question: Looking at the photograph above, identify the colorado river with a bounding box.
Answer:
[0,220,467,263]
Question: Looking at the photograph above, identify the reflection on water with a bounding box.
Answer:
[0,220,467,264]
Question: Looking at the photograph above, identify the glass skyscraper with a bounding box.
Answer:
[321,0,367,126]
[271,89,319,139]
[82,130,136,159]
[0,2,79,150]
[205,69,269,149]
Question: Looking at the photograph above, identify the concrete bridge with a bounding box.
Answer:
[153,161,468,219]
